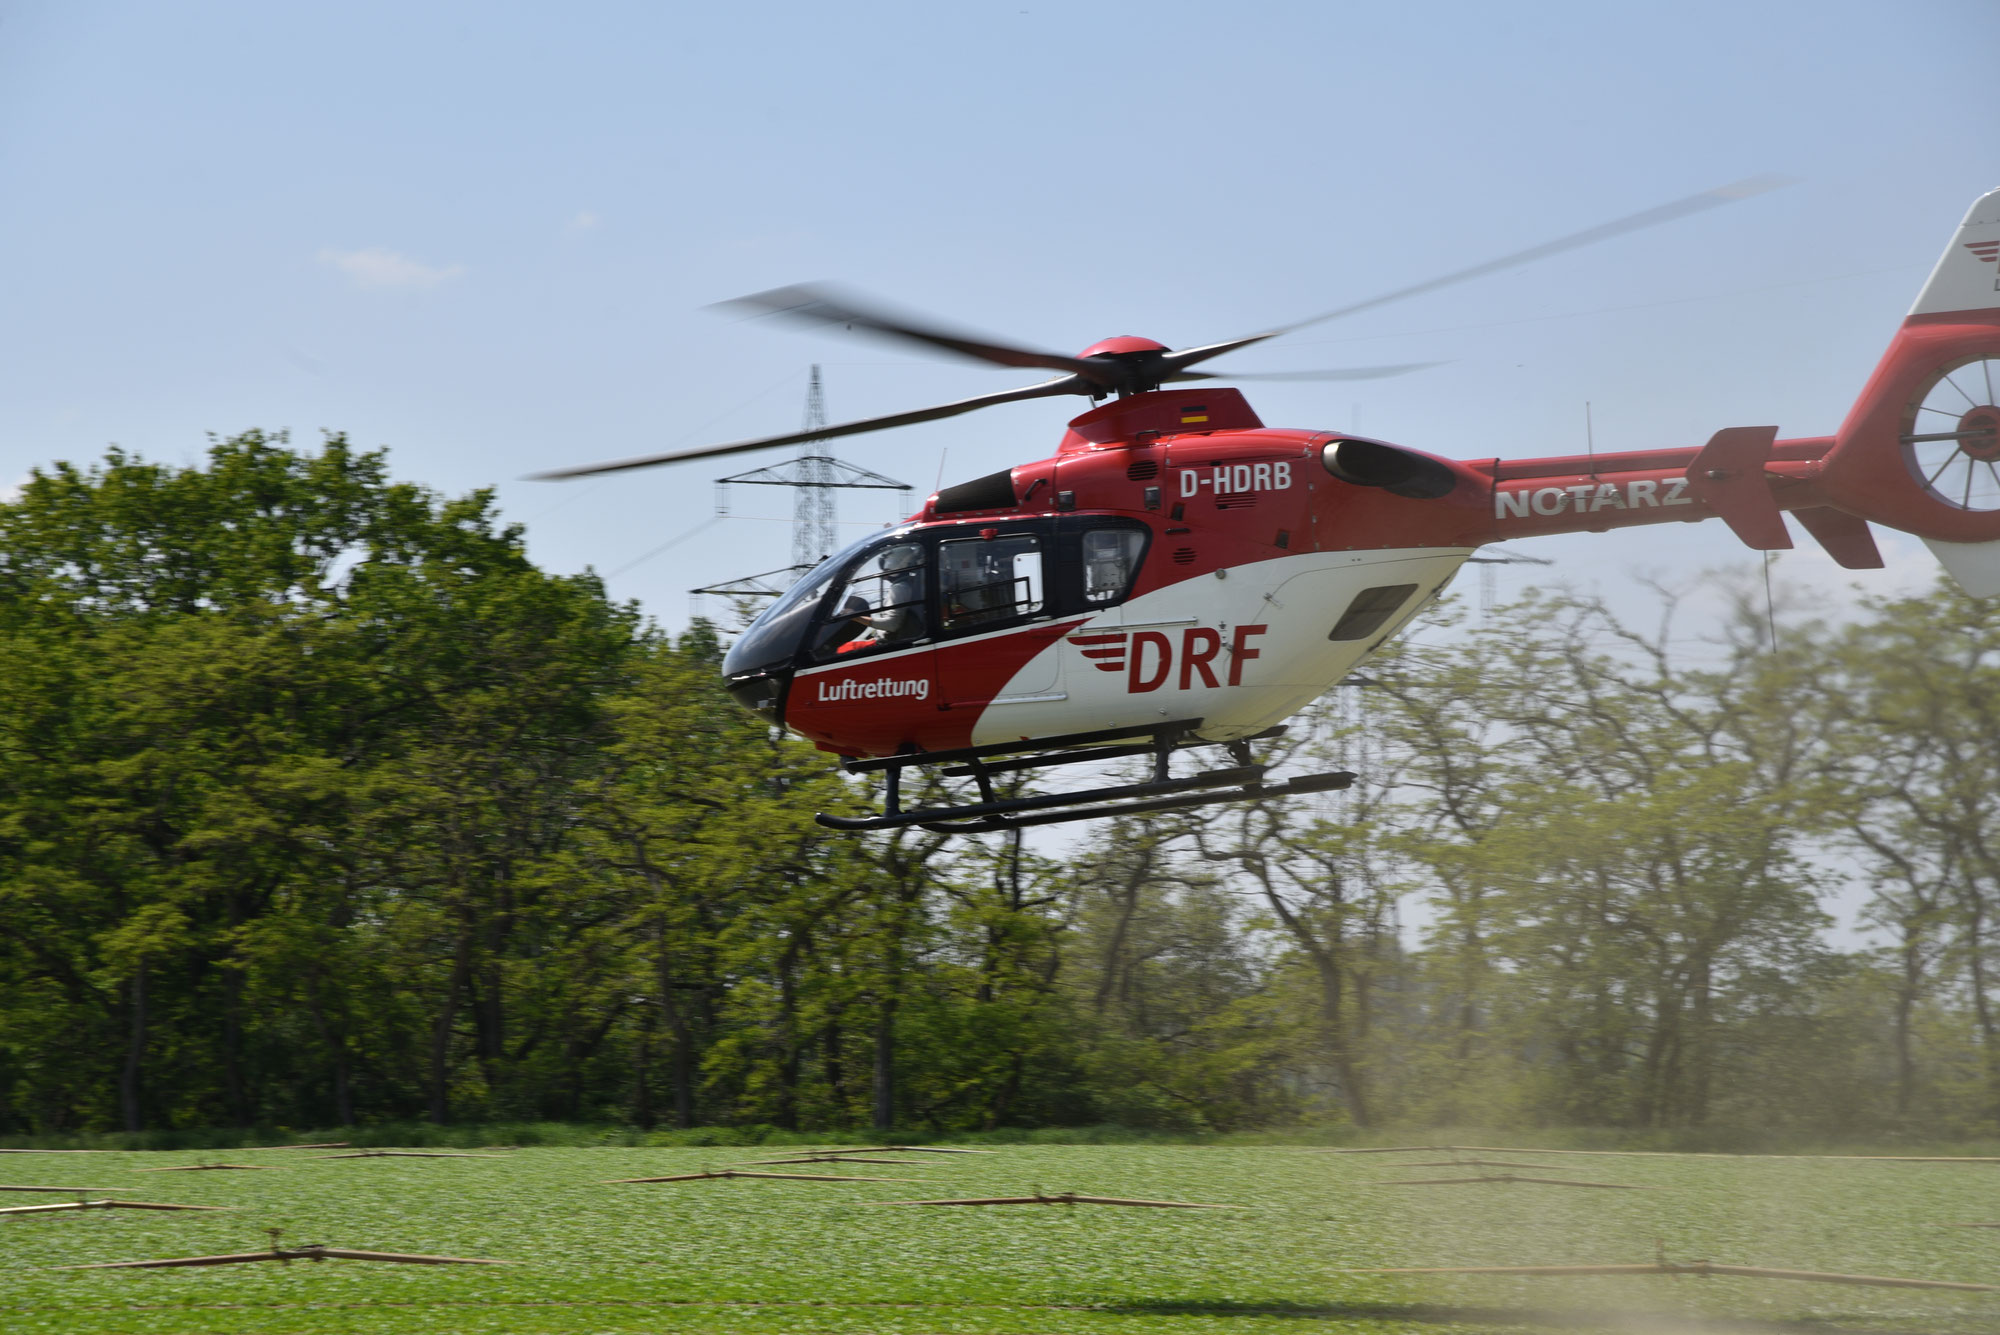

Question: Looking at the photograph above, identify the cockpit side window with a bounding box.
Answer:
[1080,528,1146,604]
[808,542,928,662]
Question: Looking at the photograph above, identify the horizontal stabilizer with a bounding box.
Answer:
[1684,426,1792,550]
[1923,536,2000,597]
[1793,507,1883,570]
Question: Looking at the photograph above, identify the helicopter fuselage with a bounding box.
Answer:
[720,385,1853,759]
[534,185,2000,826]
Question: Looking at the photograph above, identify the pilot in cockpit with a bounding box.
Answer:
[834,543,925,653]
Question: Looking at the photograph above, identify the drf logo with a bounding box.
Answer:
[1179,461,1293,498]
[1969,240,2000,290]
[1067,625,1267,693]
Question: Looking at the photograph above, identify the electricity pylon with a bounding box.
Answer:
[692,366,911,609]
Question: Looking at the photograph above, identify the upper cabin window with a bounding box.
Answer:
[940,534,1043,632]
[810,542,928,660]
[1081,528,1146,604]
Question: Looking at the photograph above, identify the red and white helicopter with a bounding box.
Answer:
[540,184,2000,833]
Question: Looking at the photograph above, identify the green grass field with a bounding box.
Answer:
[3,1143,1998,1333]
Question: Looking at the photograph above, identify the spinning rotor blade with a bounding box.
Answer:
[714,283,1109,382]
[1170,361,1446,383]
[532,177,1788,482]
[1272,174,1793,337]
[530,376,1086,480]
[1156,331,1281,375]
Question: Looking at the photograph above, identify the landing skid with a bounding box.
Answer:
[815,721,1354,834]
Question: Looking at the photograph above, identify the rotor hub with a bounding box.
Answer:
[1073,337,1174,397]
[1075,336,1169,359]
[1960,405,2000,463]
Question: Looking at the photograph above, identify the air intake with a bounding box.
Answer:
[933,469,1016,514]
[1321,439,1457,499]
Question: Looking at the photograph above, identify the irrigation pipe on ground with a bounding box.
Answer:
[1340,1262,1997,1292]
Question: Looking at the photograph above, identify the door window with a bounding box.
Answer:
[939,534,1043,632]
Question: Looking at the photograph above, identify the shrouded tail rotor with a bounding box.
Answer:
[1819,187,2000,591]
[1905,358,2000,512]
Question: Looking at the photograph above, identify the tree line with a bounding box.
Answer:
[1,433,1995,1139]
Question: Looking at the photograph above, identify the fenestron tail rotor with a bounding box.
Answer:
[533,177,1789,481]
[1905,357,2000,512]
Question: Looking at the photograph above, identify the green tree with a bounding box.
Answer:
[0,432,637,1130]
[1805,578,2000,1127]
[1387,592,1825,1128]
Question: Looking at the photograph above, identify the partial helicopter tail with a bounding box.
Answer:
[1818,186,2000,593]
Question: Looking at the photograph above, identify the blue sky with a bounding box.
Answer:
[3,0,1997,640]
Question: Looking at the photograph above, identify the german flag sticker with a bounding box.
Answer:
[1178,405,1209,425]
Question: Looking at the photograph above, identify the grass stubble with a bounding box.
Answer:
[0,1144,1994,1333]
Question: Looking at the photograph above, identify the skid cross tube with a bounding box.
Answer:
[840,720,1208,774]
[921,771,1354,833]
[820,720,1347,833]
[938,727,1285,779]
[820,765,1269,831]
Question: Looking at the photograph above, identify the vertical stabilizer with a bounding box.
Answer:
[1911,188,2000,316]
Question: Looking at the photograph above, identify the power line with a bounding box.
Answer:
[606,514,724,579]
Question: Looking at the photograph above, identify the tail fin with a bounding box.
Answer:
[1819,187,2000,593]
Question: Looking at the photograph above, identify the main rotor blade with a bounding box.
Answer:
[1274,174,1793,336]
[528,377,1088,480]
[1158,331,1282,374]
[1169,361,1445,383]
[713,283,1109,382]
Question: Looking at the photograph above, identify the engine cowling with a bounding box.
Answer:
[1321,437,1459,499]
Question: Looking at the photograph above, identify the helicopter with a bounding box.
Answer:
[537,183,2000,834]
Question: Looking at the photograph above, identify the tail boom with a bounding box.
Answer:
[1465,187,2000,588]
[1470,435,1881,567]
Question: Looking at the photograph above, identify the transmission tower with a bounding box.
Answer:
[792,369,837,568]
[691,366,911,611]
[1465,547,1554,618]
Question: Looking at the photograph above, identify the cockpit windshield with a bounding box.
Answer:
[720,530,904,680]
[807,541,927,661]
